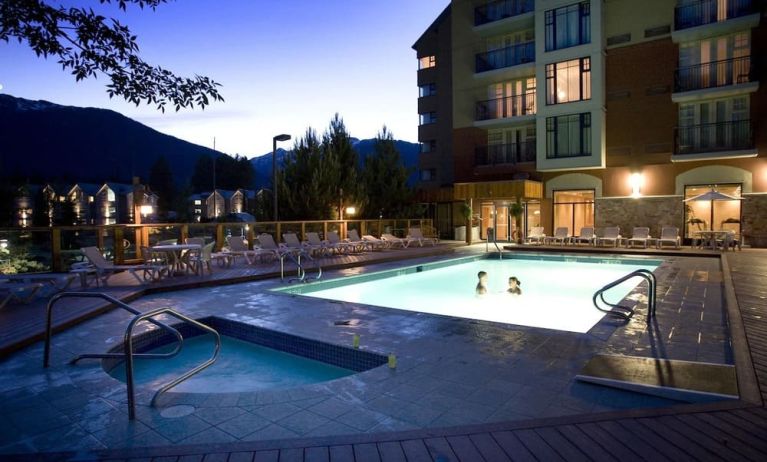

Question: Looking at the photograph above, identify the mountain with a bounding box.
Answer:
[250,138,421,188]
[0,94,224,185]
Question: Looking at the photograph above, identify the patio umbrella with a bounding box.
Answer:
[684,189,742,231]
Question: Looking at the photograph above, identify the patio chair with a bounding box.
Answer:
[381,233,412,249]
[362,234,388,251]
[524,227,545,245]
[81,246,156,285]
[327,231,358,253]
[227,237,261,265]
[544,227,569,246]
[345,229,372,252]
[283,233,321,257]
[407,228,438,246]
[596,227,622,247]
[626,227,652,249]
[306,232,341,256]
[2,273,77,297]
[140,246,171,282]
[571,227,596,246]
[656,226,681,249]
[0,281,44,310]
[187,242,215,275]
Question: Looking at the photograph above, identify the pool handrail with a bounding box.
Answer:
[125,306,221,419]
[43,292,184,368]
[593,269,657,321]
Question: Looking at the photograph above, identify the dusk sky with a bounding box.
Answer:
[0,0,449,157]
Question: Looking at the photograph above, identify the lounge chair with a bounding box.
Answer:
[306,232,342,255]
[525,227,545,245]
[571,227,596,246]
[81,246,157,285]
[185,237,205,246]
[227,237,261,265]
[626,227,652,248]
[407,228,438,246]
[326,231,357,253]
[283,233,321,257]
[656,226,681,249]
[362,234,387,251]
[545,227,569,245]
[596,227,622,247]
[345,229,371,252]
[0,281,44,309]
[2,273,77,296]
[257,233,305,260]
[381,233,412,248]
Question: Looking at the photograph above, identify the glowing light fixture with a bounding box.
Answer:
[345,206,356,216]
[629,173,643,198]
[140,205,153,216]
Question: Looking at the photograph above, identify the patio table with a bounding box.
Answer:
[150,244,202,275]
[693,230,734,251]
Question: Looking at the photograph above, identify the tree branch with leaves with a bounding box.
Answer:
[0,0,224,111]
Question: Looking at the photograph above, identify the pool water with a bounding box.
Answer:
[302,257,660,333]
[108,335,354,393]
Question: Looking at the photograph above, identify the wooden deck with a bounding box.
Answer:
[4,246,767,461]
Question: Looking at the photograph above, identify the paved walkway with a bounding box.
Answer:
[1,247,765,461]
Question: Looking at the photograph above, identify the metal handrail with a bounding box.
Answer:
[43,292,183,368]
[125,307,221,419]
[593,269,657,321]
[285,248,322,283]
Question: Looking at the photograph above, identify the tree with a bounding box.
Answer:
[32,185,54,226]
[0,0,223,112]
[148,155,174,217]
[322,114,363,216]
[359,127,414,219]
[276,128,339,220]
[190,155,214,192]
[56,196,77,225]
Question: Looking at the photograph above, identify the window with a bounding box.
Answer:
[553,190,594,236]
[421,140,437,153]
[419,112,437,125]
[418,55,436,70]
[545,2,590,51]
[420,169,437,181]
[419,83,436,97]
[546,57,591,104]
[194,199,202,205]
[546,113,591,158]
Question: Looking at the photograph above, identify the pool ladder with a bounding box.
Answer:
[283,249,322,283]
[593,269,657,321]
[43,292,221,420]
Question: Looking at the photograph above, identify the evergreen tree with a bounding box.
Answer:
[148,155,175,218]
[277,128,339,220]
[32,187,54,227]
[190,155,214,192]
[56,197,78,226]
[360,127,414,219]
[322,114,363,216]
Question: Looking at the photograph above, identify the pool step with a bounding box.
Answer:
[575,354,738,403]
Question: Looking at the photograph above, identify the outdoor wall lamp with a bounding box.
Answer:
[629,173,643,198]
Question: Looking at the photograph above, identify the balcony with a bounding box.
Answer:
[675,0,758,30]
[476,93,536,122]
[674,120,755,158]
[475,0,534,26]
[476,42,535,73]
[475,142,536,167]
[675,56,754,92]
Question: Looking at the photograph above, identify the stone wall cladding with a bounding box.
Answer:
[596,197,683,238]
[743,195,767,247]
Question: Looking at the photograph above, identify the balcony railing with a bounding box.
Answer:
[675,0,758,30]
[674,56,754,92]
[476,93,536,121]
[674,120,753,155]
[475,142,536,166]
[475,0,534,26]
[476,42,535,73]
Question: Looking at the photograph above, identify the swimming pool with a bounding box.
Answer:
[281,255,662,333]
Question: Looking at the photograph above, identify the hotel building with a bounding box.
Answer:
[414,0,766,246]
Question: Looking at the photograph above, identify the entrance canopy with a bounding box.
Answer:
[453,179,543,202]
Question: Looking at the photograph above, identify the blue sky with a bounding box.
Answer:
[0,0,448,156]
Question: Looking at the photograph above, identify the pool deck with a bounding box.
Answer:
[0,244,765,460]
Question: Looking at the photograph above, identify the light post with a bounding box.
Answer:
[272,134,291,222]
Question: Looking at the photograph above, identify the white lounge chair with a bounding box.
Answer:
[362,234,388,251]
[545,227,569,245]
[0,281,44,309]
[283,233,320,258]
[656,226,681,249]
[305,232,339,256]
[327,231,358,253]
[81,246,156,285]
[525,227,545,245]
[596,227,622,247]
[626,227,652,248]
[571,227,596,246]
[407,228,438,246]
[380,233,412,249]
[227,237,262,265]
[345,229,372,252]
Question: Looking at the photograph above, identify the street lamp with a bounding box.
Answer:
[272,134,291,221]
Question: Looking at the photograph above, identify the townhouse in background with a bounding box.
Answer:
[188,189,258,222]
[414,0,766,246]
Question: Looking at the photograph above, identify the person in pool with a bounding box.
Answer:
[507,276,522,295]
[476,271,488,295]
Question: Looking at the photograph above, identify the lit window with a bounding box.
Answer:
[419,83,436,97]
[546,57,591,104]
[419,112,437,125]
[194,199,201,205]
[194,208,202,214]
[421,140,437,153]
[545,2,591,51]
[418,55,436,70]
[546,113,591,158]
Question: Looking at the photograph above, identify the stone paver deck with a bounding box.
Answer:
[0,245,764,461]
